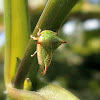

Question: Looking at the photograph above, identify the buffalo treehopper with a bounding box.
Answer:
[30,26,66,75]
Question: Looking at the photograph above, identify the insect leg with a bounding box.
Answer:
[30,35,38,40]
[31,51,37,57]
[36,26,41,36]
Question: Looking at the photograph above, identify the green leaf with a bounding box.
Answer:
[37,84,79,100]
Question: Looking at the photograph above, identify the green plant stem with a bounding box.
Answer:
[7,83,79,100]
[4,0,30,86]
[14,0,79,88]
[4,0,12,85]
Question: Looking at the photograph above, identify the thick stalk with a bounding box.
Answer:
[7,83,79,100]
[4,0,30,86]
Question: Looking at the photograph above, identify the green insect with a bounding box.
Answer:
[30,26,66,75]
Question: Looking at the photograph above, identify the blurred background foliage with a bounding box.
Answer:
[0,0,100,100]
